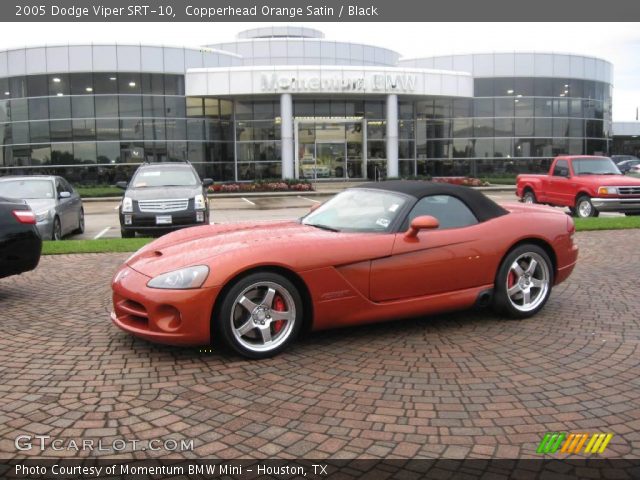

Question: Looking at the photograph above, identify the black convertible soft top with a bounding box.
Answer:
[353,180,509,222]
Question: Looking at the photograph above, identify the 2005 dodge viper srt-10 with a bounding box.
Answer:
[112,181,578,358]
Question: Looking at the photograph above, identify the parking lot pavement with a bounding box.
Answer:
[1,230,639,459]
[74,191,620,240]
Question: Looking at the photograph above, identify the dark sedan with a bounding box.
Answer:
[0,196,42,279]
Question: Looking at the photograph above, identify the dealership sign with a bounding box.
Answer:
[261,73,417,93]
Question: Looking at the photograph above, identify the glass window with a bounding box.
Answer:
[119,95,142,117]
[9,77,27,99]
[70,73,94,95]
[535,98,553,117]
[73,142,97,163]
[398,120,414,139]
[494,118,514,137]
[569,119,583,137]
[166,119,187,141]
[71,96,95,118]
[48,74,70,96]
[204,98,219,118]
[141,73,164,95]
[452,119,473,138]
[49,120,72,142]
[515,118,534,136]
[143,118,166,141]
[95,96,118,118]
[474,139,494,158]
[534,78,553,97]
[453,139,473,158]
[51,143,73,165]
[474,79,493,97]
[27,75,48,97]
[535,118,553,137]
[10,99,29,121]
[72,119,96,141]
[367,121,386,140]
[494,98,514,117]
[165,97,186,118]
[405,195,478,230]
[96,142,120,164]
[31,145,51,165]
[167,141,187,161]
[552,138,568,155]
[143,95,165,118]
[164,75,185,95]
[514,77,534,96]
[433,99,452,118]
[96,119,119,140]
[514,98,534,117]
[453,99,472,117]
[569,99,583,118]
[118,73,141,94]
[365,101,384,118]
[553,118,569,137]
[187,119,205,140]
[474,118,494,137]
[534,138,553,157]
[11,122,29,144]
[186,98,203,117]
[28,97,49,120]
[474,98,493,117]
[253,101,276,120]
[29,120,49,143]
[399,140,414,159]
[93,73,118,94]
[494,138,513,158]
[120,119,143,140]
[514,138,534,157]
[188,141,205,163]
[48,96,71,119]
[553,99,569,117]
[568,139,583,155]
[553,159,569,176]
[368,141,386,159]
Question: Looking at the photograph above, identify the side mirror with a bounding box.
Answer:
[405,215,439,238]
[115,181,128,190]
[309,202,322,213]
[59,191,71,199]
[202,178,214,187]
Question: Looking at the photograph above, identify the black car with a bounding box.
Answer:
[612,155,640,174]
[0,196,42,279]
[117,162,213,238]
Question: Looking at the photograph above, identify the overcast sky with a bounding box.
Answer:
[1,22,639,121]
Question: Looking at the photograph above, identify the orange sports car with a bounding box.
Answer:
[111,181,578,358]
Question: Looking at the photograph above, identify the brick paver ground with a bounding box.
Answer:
[0,230,638,459]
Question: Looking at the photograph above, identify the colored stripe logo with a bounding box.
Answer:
[537,433,613,455]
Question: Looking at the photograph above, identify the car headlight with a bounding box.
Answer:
[194,194,206,210]
[147,265,209,290]
[35,210,50,222]
[597,186,618,195]
[122,197,133,213]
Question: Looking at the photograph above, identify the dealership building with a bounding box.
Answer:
[0,26,618,183]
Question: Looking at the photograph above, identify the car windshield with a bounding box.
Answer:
[572,157,621,175]
[0,179,55,199]
[131,168,198,188]
[302,189,408,233]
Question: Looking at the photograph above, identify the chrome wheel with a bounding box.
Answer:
[506,252,550,313]
[577,199,592,218]
[230,281,296,354]
[523,191,536,204]
[52,217,62,241]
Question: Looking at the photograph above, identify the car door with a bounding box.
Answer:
[546,159,574,205]
[369,195,496,302]
[61,178,82,233]
[55,178,74,234]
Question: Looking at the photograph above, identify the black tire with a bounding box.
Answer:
[121,228,135,238]
[73,208,85,234]
[625,212,640,216]
[493,244,554,319]
[215,271,304,359]
[574,195,599,218]
[52,216,62,241]
[334,166,344,178]
[522,190,537,204]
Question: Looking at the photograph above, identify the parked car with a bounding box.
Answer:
[629,164,640,176]
[612,155,640,174]
[0,176,84,240]
[516,155,640,217]
[0,196,42,279]
[300,155,330,179]
[112,180,578,359]
[117,162,213,238]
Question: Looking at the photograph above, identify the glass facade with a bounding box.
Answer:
[0,46,614,184]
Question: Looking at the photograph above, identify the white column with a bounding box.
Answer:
[386,94,399,178]
[280,93,294,179]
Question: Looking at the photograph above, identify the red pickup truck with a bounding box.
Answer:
[516,155,640,218]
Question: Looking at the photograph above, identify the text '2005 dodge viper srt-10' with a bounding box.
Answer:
[112,181,579,358]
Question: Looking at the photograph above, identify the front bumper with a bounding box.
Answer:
[591,197,640,213]
[111,265,221,346]
[119,210,208,232]
[35,219,53,240]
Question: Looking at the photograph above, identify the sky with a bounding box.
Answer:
[1,22,639,121]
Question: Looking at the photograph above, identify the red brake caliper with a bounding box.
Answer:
[272,295,286,334]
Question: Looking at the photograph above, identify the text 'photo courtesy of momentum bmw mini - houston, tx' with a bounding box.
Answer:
[1,4,640,478]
